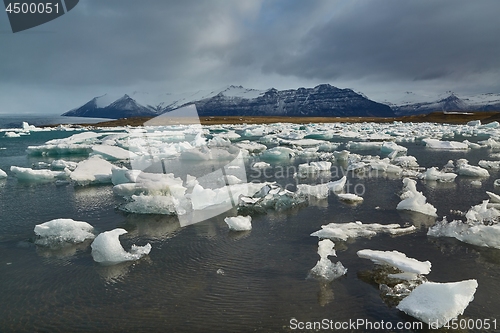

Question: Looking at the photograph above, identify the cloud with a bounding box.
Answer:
[1,0,500,113]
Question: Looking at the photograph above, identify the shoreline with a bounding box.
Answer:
[56,111,500,127]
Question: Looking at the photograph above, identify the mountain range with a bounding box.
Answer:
[62,84,500,119]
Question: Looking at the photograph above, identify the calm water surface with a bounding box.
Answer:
[1,125,500,332]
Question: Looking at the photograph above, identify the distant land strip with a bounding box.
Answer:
[56,111,500,128]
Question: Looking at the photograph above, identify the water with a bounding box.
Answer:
[0,113,111,129]
[1,120,500,332]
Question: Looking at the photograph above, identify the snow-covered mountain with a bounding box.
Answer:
[390,92,500,115]
[62,84,394,119]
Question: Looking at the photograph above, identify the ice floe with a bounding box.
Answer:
[418,167,457,182]
[0,168,7,179]
[357,249,431,275]
[70,155,119,185]
[224,215,252,231]
[396,178,437,216]
[310,221,415,241]
[309,239,347,281]
[34,218,95,246]
[456,159,489,177]
[10,166,70,182]
[423,139,469,150]
[91,228,151,264]
[396,280,478,328]
[428,199,500,248]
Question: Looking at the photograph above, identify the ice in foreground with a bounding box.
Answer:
[357,249,431,276]
[91,228,151,264]
[34,218,95,246]
[397,178,437,216]
[428,200,500,248]
[310,221,415,241]
[0,168,7,178]
[309,239,347,281]
[224,215,252,231]
[396,280,478,328]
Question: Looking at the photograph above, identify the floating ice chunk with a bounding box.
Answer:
[260,147,295,161]
[442,160,455,172]
[418,167,457,182]
[397,178,437,216]
[297,162,330,176]
[92,145,137,161]
[309,239,347,281]
[486,191,500,203]
[46,131,105,145]
[337,193,363,203]
[235,141,267,153]
[91,228,151,264]
[111,168,142,185]
[480,121,499,128]
[396,280,478,328]
[121,194,183,215]
[4,132,21,138]
[428,217,500,249]
[0,168,7,179]
[191,183,264,211]
[332,150,349,161]
[51,159,78,171]
[252,161,271,169]
[180,146,212,160]
[224,215,252,231]
[70,155,117,185]
[357,249,431,275]
[347,141,383,150]
[10,166,70,182]
[296,183,330,199]
[311,221,416,241]
[423,138,469,150]
[381,142,407,158]
[185,174,199,188]
[327,176,347,192]
[34,218,95,246]
[456,159,489,177]
[281,138,326,147]
[478,160,500,169]
[467,120,481,126]
[26,143,93,156]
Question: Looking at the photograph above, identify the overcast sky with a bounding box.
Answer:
[1,0,500,114]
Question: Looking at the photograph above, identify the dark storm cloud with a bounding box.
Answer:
[1,0,500,114]
[252,1,500,83]
[0,0,249,87]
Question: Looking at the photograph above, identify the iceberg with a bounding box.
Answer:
[34,218,95,246]
[0,168,7,179]
[51,159,78,171]
[428,200,500,248]
[120,194,183,215]
[423,139,469,150]
[456,159,489,177]
[260,147,295,161]
[311,221,416,241]
[91,228,151,264]
[252,161,271,169]
[309,239,347,281]
[10,166,70,182]
[337,193,364,203]
[396,178,437,216]
[396,280,478,328]
[92,145,137,161]
[418,167,457,182]
[224,215,252,231]
[357,249,431,275]
[70,155,118,185]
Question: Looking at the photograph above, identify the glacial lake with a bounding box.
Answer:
[1,120,500,332]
